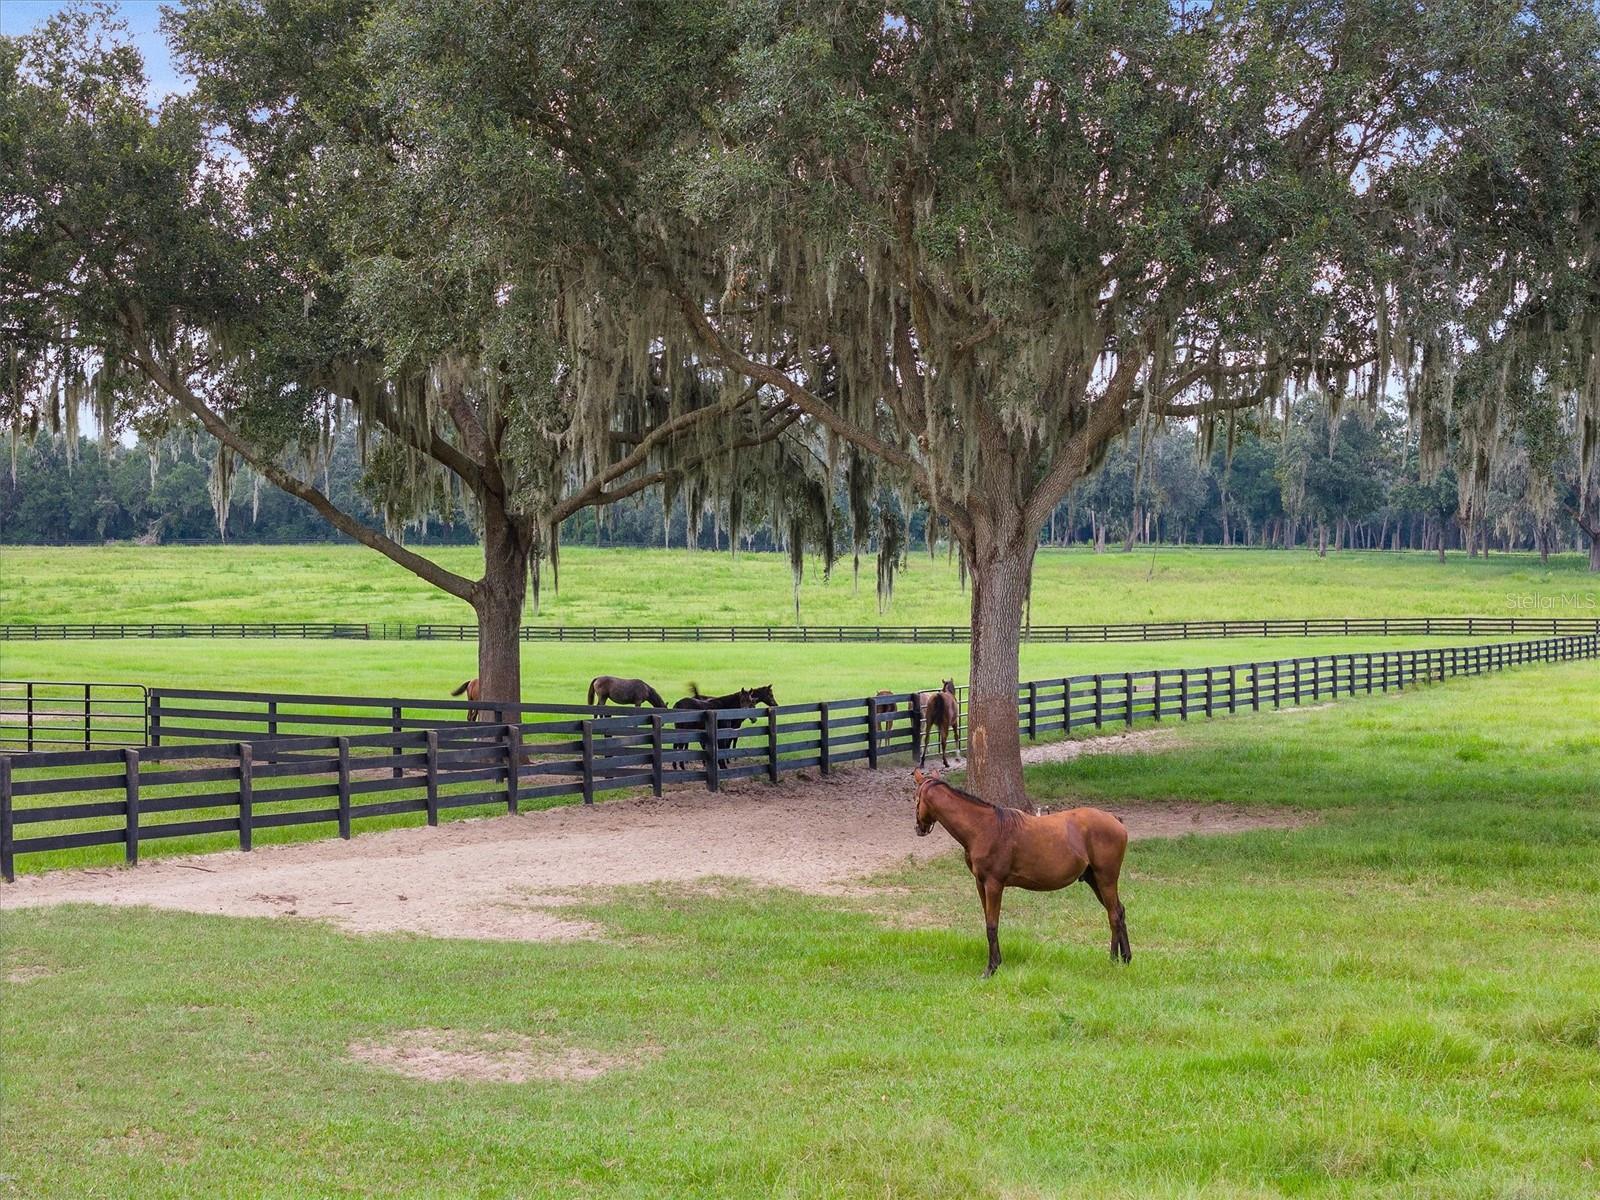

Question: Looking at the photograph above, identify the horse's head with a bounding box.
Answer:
[912,769,940,837]
[942,678,956,695]
[736,687,754,707]
[749,683,777,706]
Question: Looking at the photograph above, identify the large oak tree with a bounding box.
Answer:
[364,0,1599,803]
[6,1,1597,805]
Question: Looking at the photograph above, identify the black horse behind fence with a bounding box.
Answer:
[673,683,778,766]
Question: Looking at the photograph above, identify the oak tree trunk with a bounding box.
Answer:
[963,527,1035,811]
[472,499,530,715]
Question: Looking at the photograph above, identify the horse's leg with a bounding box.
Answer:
[918,709,929,767]
[940,720,951,768]
[980,877,1005,977]
[1083,864,1131,964]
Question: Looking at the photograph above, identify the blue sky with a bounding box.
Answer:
[1,1,191,100]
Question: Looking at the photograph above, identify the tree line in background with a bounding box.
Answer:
[9,397,1595,569]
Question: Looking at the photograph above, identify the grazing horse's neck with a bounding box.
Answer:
[929,785,994,848]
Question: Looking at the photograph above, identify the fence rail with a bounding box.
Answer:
[0,681,148,753]
[2,632,1594,880]
[0,622,371,640]
[4,615,1598,642]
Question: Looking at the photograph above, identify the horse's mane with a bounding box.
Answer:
[929,778,1003,812]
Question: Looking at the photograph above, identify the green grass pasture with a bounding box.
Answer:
[2,663,1597,1197]
[4,543,1595,626]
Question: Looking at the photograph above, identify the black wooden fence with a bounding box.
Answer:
[0,693,922,880]
[2,632,1595,879]
[0,681,148,753]
[4,615,1598,642]
[0,622,371,640]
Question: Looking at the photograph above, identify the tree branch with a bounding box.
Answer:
[130,348,479,602]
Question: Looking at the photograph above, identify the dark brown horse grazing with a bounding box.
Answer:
[912,769,1131,976]
[916,680,959,768]
[588,675,667,708]
[449,678,482,722]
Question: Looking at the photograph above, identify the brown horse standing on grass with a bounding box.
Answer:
[912,769,1131,976]
[588,676,667,708]
[917,679,959,767]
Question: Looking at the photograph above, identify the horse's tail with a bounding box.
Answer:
[645,685,666,708]
[450,679,472,698]
[927,691,949,728]
[587,677,599,706]
[687,681,703,699]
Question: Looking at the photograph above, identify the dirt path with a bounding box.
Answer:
[1,730,1307,941]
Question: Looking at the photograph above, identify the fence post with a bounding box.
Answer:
[425,730,440,825]
[1179,670,1189,721]
[1027,682,1038,741]
[83,684,91,750]
[1093,674,1104,728]
[1250,664,1260,712]
[267,699,278,741]
[819,702,831,776]
[238,742,254,852]
[1273,662,1282,708]
[763,707,778,783]
[867,696,880,768]
[1124,673,1135,727]
[148,691,162,747]
[0,756,13,882]
[704,708,721,792]
[651,716,666,796]
[580,721,594,806]
[506,724,522,812]
[25,682,34,753]
[391,705,404,779]
[1152,671,1162,721]
[337,737,351,839]
[1205,667,1214,718]
[123,747,141,866]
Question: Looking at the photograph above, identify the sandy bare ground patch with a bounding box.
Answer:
[347,1027,653,1084]
[4,963,55,984]
[1,732,1307,940]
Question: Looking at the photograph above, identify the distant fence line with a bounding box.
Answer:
[4,615,1600,643]
[2,631,1595,880]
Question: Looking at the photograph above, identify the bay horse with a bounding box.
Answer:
[916,679,959,767]
[673,683,777,767]
[449,678,482,722]
[588,675,666,708]
[912,769,1131,976]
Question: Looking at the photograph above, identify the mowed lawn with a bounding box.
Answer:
[4,542,1595,627]
[0,634,1505,711]
[3,663,1598,1199]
